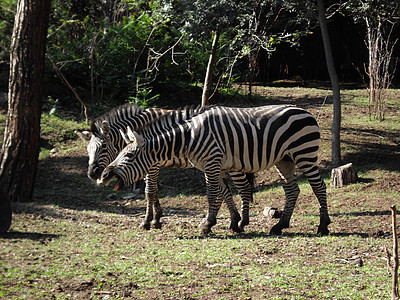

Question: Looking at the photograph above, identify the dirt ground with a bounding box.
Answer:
[2,86,400,299]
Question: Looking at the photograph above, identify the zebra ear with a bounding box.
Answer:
[75,130,92,141]
[119,128,131,144]
[100,121,110,137]
[126,127,145,147]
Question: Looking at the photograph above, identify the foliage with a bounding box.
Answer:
[46,0,179,106]
[345,0,400,24]
[1,0,399,109]
[128,88,160,108]
[0,0,16,64]
[177,0,248,38]
[41,0,324,106]
[170,0,316,91]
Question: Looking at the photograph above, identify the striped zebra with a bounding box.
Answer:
[99,105,331,235]
[76,104,254,232]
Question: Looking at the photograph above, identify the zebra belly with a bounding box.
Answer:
[220,152,277,173]
[160,157,193,169]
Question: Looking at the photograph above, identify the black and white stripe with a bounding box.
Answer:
[101,105,331,235]
[76,104,253,232]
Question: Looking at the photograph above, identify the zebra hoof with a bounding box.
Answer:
[200,227,212,235]
[238,219,249,231]
[269,225,283,235]
[151,221,162,229]
[229,223,243,233]
[199,217,216,235]
[200,223,213,235]
[317,225,330,236]
[139,222,151,230]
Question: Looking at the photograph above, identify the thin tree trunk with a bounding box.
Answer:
[386,205,400,300]
[318,0,341,167]
[202,31,220,107]
[0,0,51,205]
[391,205,399,300]
[366,17,377,120]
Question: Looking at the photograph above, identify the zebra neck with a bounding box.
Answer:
[148,125,189,163]
[108,108,166,149]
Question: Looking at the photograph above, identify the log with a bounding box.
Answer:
[331,163,357,188]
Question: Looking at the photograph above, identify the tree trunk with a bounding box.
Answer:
[0,188,12,233]
[0,0,51,205]
[201,31,220,107]
[390,205,399,300]
[386,205,400,300]
[366,16,377,120]
[318,0,341,167]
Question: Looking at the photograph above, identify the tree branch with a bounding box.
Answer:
[47,54,89,124]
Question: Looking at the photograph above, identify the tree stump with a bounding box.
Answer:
[331,163,357,187]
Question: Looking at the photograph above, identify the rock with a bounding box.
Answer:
[107,193,117,200]
[350,257,364,267]
[263,207,282,219]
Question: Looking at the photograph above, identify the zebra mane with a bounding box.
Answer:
[90,103,210,135]
[90,104,145,134]
[136,104,210,135]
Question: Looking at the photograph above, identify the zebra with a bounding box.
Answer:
[99,105,331,235]
[76,104,254,232]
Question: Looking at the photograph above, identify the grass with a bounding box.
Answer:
[1,86,400,299]
[2,217,392,298]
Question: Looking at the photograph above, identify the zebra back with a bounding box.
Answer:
[116,105,321,173]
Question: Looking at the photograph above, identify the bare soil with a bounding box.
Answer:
[1,86,400,299]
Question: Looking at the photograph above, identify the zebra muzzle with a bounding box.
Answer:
[98,174,122,191]
[111,177,122,191]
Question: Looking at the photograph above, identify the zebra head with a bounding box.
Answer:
[76,120,119,180]
[99,127,152,191]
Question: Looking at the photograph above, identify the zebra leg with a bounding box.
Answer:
[200,163,222,235]
[218,174,242,233]
[140,167,163,230]
[298,163,331,235]
[270,160,300,235]
[149,168,163,229]
[230,172,254,231]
